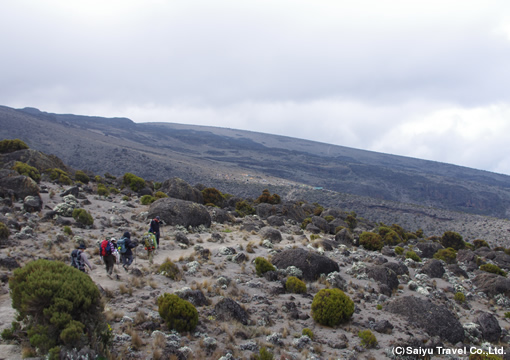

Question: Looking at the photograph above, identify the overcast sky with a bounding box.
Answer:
[2,1,510,175]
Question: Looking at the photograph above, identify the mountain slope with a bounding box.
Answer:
[1,105,510,219]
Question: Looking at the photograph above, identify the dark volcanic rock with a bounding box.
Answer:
[215,297,249,325]
[0,171,40,200]
[421,259,445,278]
[259,226,282,243]
[416,241,444,259]
[386,296,464,344]
[472,273,510,298]
[475,312,501,342]
[335,228,354,246]
[159,177,203,204]
[271,248,340,281]
[23,195,42,213]
[447,264,469,278]
[148,198,211,228]
[366,265,399,292]
[382,261,409,276]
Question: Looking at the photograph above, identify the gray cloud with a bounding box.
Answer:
[2,1,510,174]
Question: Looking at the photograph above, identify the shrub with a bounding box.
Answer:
[359,232,383,251]
[8,259,105,356]
[254,257,275,276]
[383,230,401,246]
[46,168,72,185]
[335,226,346,234]
[108,187,120,195]
[74,170,90,184]
[72,208,94,226]
[454,292,466,303]
[433,248,457,264]
[235,200,255,217]
[0,222,10,240]
[441,231,465,251]
[13,161,40,182]
[473,239,490,250]
[157,293,198,333]
[94,175,103,183]
[394,246,404,255]
[415,229,424,238]
[301,217,312,230]
[302,328,314,340]
[324,215,335,222]
[140,195,156,205]
[254,346,274,360]
[123,172,146,192]
[313,205,324,216]
[154,191,168,199]
[405,251,421,262]
[154,182,162,190]
[311,288,354,327]
[0,139,29,153]
[97,184,109,196]
[255,189,281,205]
[358,329,378,348]
[480,263,507,277]
[159,259,181,280]
[469,353,505,360]
[63,226,73,236]
[345,214,357,230]
[202,187,224,207]
[286,276,307,294]
[505,312,510,319]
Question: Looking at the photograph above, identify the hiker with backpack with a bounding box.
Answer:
[70,244,94,272]
[149,216,161,248]
[117,231,137,271]
[142,231,157,264]
[100,237,116,279]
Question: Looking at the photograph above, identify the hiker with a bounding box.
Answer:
[149,216,161,247]
[143,231,157,264]
[100,237,116,279]
[71,244,94,272]
[119,231,137,271]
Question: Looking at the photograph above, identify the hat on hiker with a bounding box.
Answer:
[156,216,160,221]
[79,244,86,249]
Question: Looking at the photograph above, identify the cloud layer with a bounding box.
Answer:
[2,1,510,174]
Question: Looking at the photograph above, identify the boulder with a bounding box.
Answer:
[267,215,285,227]
[421,259,445,278]
[259,226,282,243]
[0,171,39,200]
[446,264,469,278]
[175,287,209,307]
[148,198,211,228]
[23,195,42,213]
[386,296,464,344]
[383,261,409,276]
[174,232,189,246]
[0,254,20,270]
[416,241,444,259]
[335,228,354,246]
[311,216,330,233]
[215,297,249,325]
[271,248,339,281]
[159,177,203,204]
[475,312,501,343]
[366,265,399,292]
[209,208,234,224]
[472,273,510,298]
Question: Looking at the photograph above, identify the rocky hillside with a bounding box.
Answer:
[1,147,510,359]
[3,105,510,221]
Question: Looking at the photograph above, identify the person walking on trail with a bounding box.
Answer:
[100,237,116,279]
[71,244,95,272]
[149,216,161,247]
[120,231,137,271]
[143,231,157,265]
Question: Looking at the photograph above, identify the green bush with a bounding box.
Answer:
[324,215,335,222]
[394,246,404,255]
[286,276,307,294]
[254,346,274,360]
[157,293,198,333]
[254,257,275,276]
[0,139,29,153]
[473,239,490,250]
[480,263,507,277]
[97,184,109,196]
[140,195,156,205]
[313,205,324,216]
[383,230,402,246]
[46,168,72,185]
[0,222,10,240]
[311,288,354,327]
[13,161,40,183]
[302,328,314,340]
[159,259,181,280]
[154,191,168,199]
[358,329,378,348]
[108,187,119,195]
[405,251,421,262]
[202,188,224,207]
[122,172,146,192]
[235,200,256,217]
[505,312,510,319]
[345,214,357,230]
[94,175,103,183]
[74,170,90,184]
[469,352,505,360]
[72,208,94,226]
[359,232,383,251]
[63,226,73,236]
[441,231,465,251]
[8,259,105,356]
[433,247,457,264]
[301,217,312,230]
[454,292,466,303]
[255,189,281,205]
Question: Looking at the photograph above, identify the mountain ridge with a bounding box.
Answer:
[1,105,510,220]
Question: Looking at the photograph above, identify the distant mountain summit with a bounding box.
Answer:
[2,105,510,219]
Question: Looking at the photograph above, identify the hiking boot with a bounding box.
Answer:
[123,265,128,272]
[107,274,113,279]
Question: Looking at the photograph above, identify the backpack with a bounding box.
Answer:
[117,237,128,254]
[71,249,83,270]
[143,232,156,251]
[100,239,112,257]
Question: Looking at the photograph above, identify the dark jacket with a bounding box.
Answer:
[122,231,136,256]
[150,219,160,234]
